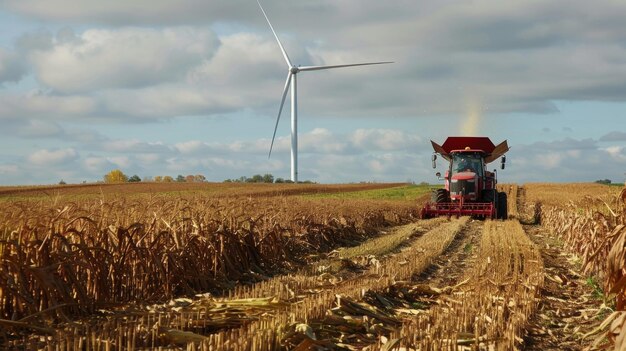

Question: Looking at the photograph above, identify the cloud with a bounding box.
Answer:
[0,164,19,174]
[174,140,209,154]
[0,48,26,84]
[26,27,219,93]
[504,137,625,183]
[350,129,422,152]
[84,156,108,172]
[14,120,64,138]
[102,139,170,153]
[27,148,78,166]
[2,1,626,185]
[0,92,96,120]
[604,146,626,162]
[3,0,624,123]
[600,131,626,142]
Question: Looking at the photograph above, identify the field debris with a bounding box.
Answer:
[0,182,624,350]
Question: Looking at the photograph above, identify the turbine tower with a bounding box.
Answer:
[258,0,392,182]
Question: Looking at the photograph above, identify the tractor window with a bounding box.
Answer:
[451,153,484,177]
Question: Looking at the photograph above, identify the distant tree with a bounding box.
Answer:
[128,175,141,182]
[250,174,263,183]
[275,177,285,183]
[163,176,174,182]
[262,174,274,183]
[285,179,294,184]
[104,169,128,183]
[59,179,66,185]
[176,175,185,182]
[595,179,612,185]
[238,176,247,183]
[194,174,206,182]
[223,179,233,183]
[186,175,195,182]
[154,176,163,182]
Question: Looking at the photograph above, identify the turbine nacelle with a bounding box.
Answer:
[290,66,299,74]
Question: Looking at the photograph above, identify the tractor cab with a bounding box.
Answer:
[451,152,484,177]
[447,151,486,202]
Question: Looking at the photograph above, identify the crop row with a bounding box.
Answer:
[11,216,464,349]
[391,220,544,350]
[0,194,420,325]
[528,184,626,350]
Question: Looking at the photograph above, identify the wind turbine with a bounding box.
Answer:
[258,0,392,182]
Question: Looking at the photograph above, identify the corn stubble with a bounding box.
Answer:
[527,185,626,350]
[0,194,420,347]
[25,217,465,349]
[3,183,623,350]
[387,220,543,350]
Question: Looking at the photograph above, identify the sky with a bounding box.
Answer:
[0,0,625,185]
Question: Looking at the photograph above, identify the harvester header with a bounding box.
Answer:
[431,137,509,164]
[422,136,509,219]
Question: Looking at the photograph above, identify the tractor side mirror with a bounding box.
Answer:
[431,154,437,169]
[435,171,441,179]
[501,156,506,170]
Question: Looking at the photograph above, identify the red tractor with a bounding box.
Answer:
[421,136,509,219]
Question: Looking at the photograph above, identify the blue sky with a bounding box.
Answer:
[0,0,625,185]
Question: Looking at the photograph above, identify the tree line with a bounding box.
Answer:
[223,174,314,184]
[87,170,313,184]
[103,169,206,183]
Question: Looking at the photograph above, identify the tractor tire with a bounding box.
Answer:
[432,189,449,203]
[497,192,508,220]
[482,189,496,204]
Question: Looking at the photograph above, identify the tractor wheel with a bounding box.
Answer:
[497,192,508,220]
[482,189,496,204]
[432,189,449,203]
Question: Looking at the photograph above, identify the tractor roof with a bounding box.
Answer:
[431,136,509,164]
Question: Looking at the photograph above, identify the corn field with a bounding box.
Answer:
[526,184,626,350]
[1,182,624,350]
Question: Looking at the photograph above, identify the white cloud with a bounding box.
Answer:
[351,129,422,151]
[0,92,96,120]
[84,156,112,173]
[106,156,131,168]
[174,140,207,154]
[535,153,564,169]
[28,27,219,93]
[27,148,78,166]
[16,120,63,138]
[604,146,626,162]
[298,128,349,154]
[102,139,169,153]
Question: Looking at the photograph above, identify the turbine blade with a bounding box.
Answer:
[269,73,292,158]
[257,0,292,67]
[298,61,393,72]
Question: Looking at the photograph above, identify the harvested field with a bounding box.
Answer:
[0,182,624,350]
